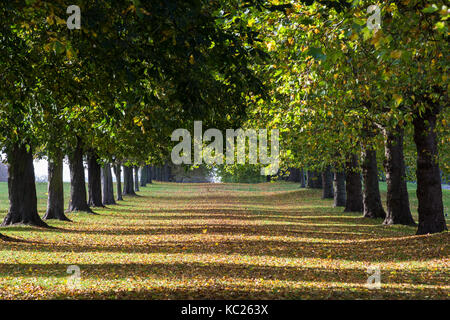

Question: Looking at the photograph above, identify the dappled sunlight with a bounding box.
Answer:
[0,182,448,299]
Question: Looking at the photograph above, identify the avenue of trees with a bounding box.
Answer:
[0,0,448,238]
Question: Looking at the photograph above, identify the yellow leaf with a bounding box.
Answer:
[66,47,75,60]
[189,55,195,65]
[55,16,66,25]
[46,16,54,25]
[390,50,402,59]
[393,94,403,106]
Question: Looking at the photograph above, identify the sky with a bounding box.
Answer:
[34,159,73,182]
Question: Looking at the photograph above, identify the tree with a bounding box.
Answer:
[344,154,363,213]
[123,165,136,196]
[101,163,116,205]
[87,151,104,208]
[361,134,386,219]
[321,166,334,199]
[114,163,123,201]
[44,153,70,221]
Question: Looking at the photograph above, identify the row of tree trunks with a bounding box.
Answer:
[344,154,363,212]
[150,164,171,182]
[3,139,121,227]
[102,163,116,205]
[321,166,334,199]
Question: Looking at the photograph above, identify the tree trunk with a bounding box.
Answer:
[146,166,153,184]
[123,165,136,195]
[287,167,296,182]
[383,126,415,225]
[163,163,170,182]
[43,153,70,221]
[134,166,140,192]
[140,166,147,187]
[314,172,323,188]
[413,107,447,234]
[113,164,123,201]
[102,163,116,205]
[322,166,334,199]
[299,169,305,188]
[157,166,162,181]
[68,138,92,213]
[361,145,386,219]
[307,170,322,189]
[2,142,49,227]
[333,169,346,207]
[149,166,154,180]
[87,152,104,207]
[344,154,363,212]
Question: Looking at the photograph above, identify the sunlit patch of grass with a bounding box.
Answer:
[0,182,448,299]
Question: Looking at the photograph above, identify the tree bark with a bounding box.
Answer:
[157,166,162,181]
[102,163,116,205]
[333,169,346,207]
[146,166,153,184]
[123,165,136,195]
[322,166,334,199]
[383,126,415,225]
[43,153,70,221]
[163,163,170,182]
[344,154,363,212]
[68,138,92,213]
[306,170,322,189]
[2,142,49,227]
[154,166,158,181]
[113,164,123,201]
[134,166,140,191]
[361,145,386,219]
[299,169,305,188]
[87,152,104,207]
[307,171,322,189]
[140,166,147,187]
[413,107,447,234]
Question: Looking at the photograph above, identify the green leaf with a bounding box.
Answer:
[422,5,439,13]
[307,47,326,61]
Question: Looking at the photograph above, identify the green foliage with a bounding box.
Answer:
[215,164,267,183]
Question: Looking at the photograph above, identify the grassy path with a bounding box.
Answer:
[0,182,448,299]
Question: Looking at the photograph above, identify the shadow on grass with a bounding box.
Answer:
[1,230,446,262]
[0,262,446,286]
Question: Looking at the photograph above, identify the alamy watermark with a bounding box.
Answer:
[367,5,381,32]
[171,121,280,175]
[66,265,81,290]
[366,265,381,289]
[66,5,81,30]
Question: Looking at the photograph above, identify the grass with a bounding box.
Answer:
[0,181,448,299]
